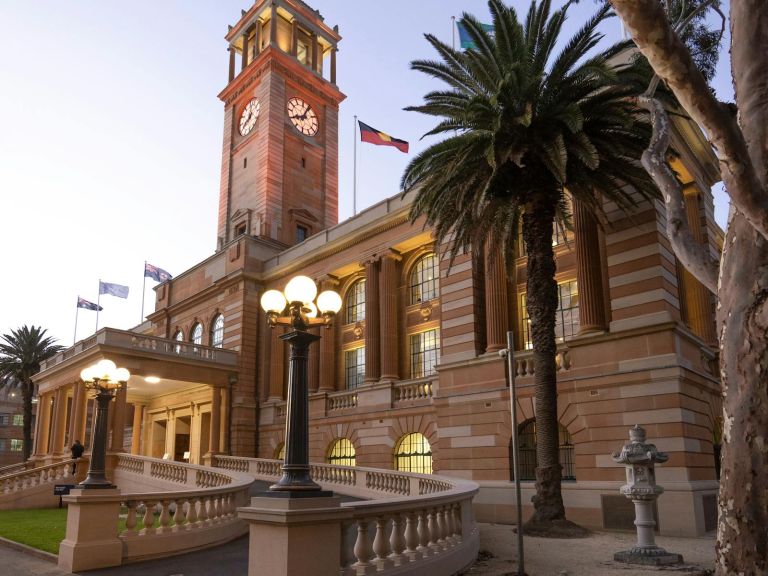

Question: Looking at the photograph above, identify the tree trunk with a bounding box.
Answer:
[22,380,33,461]
[521,194,567,530]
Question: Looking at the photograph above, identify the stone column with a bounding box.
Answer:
[255,20,262,55]
[88,398,98,451]
[318,276,339,392]
[574,197,608,333]
[109,386,127,452]
[33,392,53,456]
[51,386,69,456]
[311,33,318,72]
[364,258,381,383]
[379,251,401,380]
[330,47,337,84]
[220,385,230,453]
[270,3,278,45]
[228,46,236,82]
[241,31,250,71]
[164,412,176,460]
[308,326,320,392]
[484,237,509,352]
[269,327,285,400]
[291,19,298,56]
[130,403,144,455]
[71,382,87,445]
[67,382,81,445]
[681,187,717,344]
[209,387,221,455]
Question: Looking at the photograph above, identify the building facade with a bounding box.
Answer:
[31,0,723,536]
[0,388,29,468]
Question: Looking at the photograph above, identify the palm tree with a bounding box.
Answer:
[402,0,657,534]
[0,326,63,461]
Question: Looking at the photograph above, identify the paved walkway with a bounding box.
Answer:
[0,522,716,576]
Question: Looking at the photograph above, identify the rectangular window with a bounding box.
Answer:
[296,225,308,243]
[344,347,365,389]
[520,280,579,349]
[0,439,5,451]
[235,223,247,237]
[10,439,23,452]
[12,414,23,426]
[297,42,309,65]
[0,414,9,425]
[410,329,440,378]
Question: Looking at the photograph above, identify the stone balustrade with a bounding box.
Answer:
[0,461,28,477]
[393,377,436,404]
[328,389,359,411]
[514,347,571,377]
[1,459,76,494]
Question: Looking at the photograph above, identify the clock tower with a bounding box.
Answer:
[216,0,344,250]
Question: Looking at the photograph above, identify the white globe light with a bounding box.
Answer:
[80,366,95,382]
[115,368,131,382]
[316,290,342,314]
[304,301,318,319]
[284,275,317,304]
[260,289,287,314]
[96,359,117,380]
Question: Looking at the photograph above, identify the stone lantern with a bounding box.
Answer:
[611,425,682,565]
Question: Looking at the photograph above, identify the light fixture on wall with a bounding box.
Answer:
[78,359,130,489]
[260,275,341,494]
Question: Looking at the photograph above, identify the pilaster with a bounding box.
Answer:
[364,258,381,383]
[379,251,401,380]
[484,237,509,352]
[318,275,339,392]
[574,197,608,333]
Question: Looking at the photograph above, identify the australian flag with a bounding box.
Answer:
[77,296,103,311]
[99,281,129,299]
[144,262,172,283]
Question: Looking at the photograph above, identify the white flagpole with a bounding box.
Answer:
[96,280,101,332]
[141,261,147,323]
[353,115,358,216]
[452,16,456,50]
[73,300,79,345]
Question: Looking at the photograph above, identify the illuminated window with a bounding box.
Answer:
[174,330,184,354]
[190,323,203,345]
[410,253,439,304]
[516,226,574,256]
[211,314,224,348]
[345,279,365,324]
[275,443,285,460]
[394,433,432,474]
[512,419,575,481]
[326,438,356,466]
[297,41,309,65]
[12,414,23,426]
[520,280,579,350]
[345,347,365,389]
[410,329,440,378]
[10,439,23,452]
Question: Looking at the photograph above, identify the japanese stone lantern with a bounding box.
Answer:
[611,425,682,565]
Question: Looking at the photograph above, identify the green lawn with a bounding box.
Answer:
[0,508,68,554]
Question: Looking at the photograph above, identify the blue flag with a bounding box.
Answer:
[456,20,494,50]
[145,262,172,283]
[77,296,103,311]
[99,281,129,299]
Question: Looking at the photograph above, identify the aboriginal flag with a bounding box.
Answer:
[358,121,409,153]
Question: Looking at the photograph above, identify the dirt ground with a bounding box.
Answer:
[463,523,715,576]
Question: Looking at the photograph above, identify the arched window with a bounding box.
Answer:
[326,438,356,466]
[409,253,439,304]
[275,443,285,460]
[345,279,365,324]
[173,330,184,354]
[190,323,203,345]
[394,432,432,474]
[511,419,575,481]
[211,314,224,348]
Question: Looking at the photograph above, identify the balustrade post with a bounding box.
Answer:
[58,488,122,572]
[389,513,406,566]
[404,511,419,560]
[417,510,430,556]
[372,516,391,569]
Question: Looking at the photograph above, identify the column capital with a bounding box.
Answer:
[682,182,700,198]
[317,274,339,288]
[381,248,402,263]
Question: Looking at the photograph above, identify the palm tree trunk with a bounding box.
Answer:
[22,381,33,461]
[522,195,566,526]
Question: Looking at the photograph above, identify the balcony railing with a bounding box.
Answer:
[513,347,571,378]
[40,328,238,372]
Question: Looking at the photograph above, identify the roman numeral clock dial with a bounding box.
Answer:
[287,97,318,136]
[239,98,260,136]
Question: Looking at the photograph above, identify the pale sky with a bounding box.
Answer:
[0,1,732,348]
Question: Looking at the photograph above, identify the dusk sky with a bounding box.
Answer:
[0,1,732,348]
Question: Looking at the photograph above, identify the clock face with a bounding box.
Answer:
[239,98,260,136]
[287,97,318,136]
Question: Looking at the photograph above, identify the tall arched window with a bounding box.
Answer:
[211,314,224,348]
[326,438,356,466]
[190,323,203,345]
[394,432,432,474]
[275,443,285,460]
[511,419,575,481]
[173,330,184,354]
[345,279,366,324]
[409,253,439,304]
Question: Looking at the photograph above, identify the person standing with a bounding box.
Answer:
[70,439,84,474]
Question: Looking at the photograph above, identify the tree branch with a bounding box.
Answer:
[639,96,719,293]
[610,0,768,241]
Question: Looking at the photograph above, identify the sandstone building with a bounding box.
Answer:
[31,0,723,536]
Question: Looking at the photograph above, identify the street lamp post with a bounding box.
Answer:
[78,359,130,489]
[260,275,342,495]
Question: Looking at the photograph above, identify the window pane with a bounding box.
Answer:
[345,280,366,324]
[510,420,575,481]
[394,432,432,474]
[10,439,23,452]
[410,254,439,304]
[326,438,356,466]
[410,329,440,378]
[345,347,365,389]
[520,280,579,349]
[191,324,203,345]
[12,414,23,426]
[211,315,225,348]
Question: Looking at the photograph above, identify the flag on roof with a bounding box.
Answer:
[358,121,409,153]
[77,297,103,311]
[99,281,129,299]
[456,20,494,49]
[145,262,173,283]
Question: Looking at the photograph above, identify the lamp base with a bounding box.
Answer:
[260,489,335,499]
